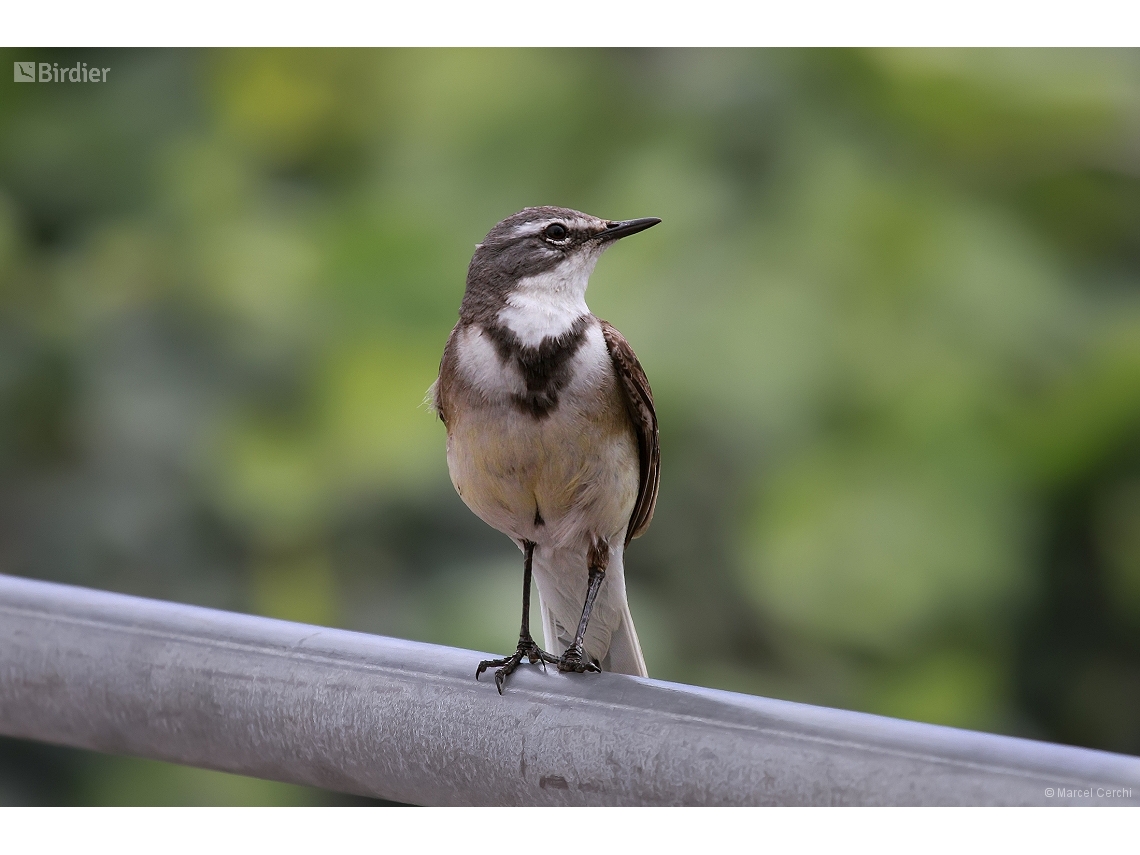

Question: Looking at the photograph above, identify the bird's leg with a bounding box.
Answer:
[476,540,558,693]
[558,536,607,674]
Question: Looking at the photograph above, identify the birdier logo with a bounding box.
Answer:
[13,61,110,83]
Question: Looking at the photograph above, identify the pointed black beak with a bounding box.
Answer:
[597,217,662,242]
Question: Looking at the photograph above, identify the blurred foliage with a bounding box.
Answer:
[1,48,1139,804]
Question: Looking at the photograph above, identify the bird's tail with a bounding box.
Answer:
[598,599,648,676]
[531,542,647,678]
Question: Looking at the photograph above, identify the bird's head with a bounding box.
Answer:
[460,206,660,324]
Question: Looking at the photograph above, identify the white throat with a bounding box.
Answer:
[497,251,600,346]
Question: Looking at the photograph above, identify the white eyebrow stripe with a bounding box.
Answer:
[509,222,548,238]
[509,216,595,239]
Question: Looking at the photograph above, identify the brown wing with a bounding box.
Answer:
[600,319,660,545]
[431,323,461,427]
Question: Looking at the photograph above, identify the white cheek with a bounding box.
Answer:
[497,251,601,346]
[455,325,524,397]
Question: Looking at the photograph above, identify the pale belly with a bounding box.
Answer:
[446,393,639,550]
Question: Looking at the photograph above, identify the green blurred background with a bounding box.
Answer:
[1,48,1139,805]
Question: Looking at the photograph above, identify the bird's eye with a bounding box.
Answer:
[544,223,569,242]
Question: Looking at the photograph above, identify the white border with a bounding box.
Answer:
[2,806,1137,854]
[3,0,1139,48]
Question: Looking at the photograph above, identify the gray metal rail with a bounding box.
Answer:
[1,573,1138,805]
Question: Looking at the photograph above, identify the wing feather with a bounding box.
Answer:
[600,319,660,544]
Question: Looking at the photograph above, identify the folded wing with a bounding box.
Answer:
[600,319,660,545]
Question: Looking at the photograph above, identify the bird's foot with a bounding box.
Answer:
[476,635,559,694]
[557,644,602,674]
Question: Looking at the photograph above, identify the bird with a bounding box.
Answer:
[429,206,661,693]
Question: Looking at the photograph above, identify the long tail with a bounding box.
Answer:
[531,543,647,677]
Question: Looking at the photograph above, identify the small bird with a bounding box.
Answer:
[430,206,661,692]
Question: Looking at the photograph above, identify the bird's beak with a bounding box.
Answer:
[596,217,662,242]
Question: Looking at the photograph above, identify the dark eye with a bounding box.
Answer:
[544,223,568,242]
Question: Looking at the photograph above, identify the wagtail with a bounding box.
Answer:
[430,206,661,692]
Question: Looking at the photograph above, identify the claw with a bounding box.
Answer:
[476,635,555,693]
[557,644,600,674]
[476,656,510,681]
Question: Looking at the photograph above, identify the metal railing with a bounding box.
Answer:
[1,572,1138,805]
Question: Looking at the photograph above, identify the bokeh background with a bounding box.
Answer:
[1,48,1139,805]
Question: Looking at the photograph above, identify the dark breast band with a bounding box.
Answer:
[481,315,591,418]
